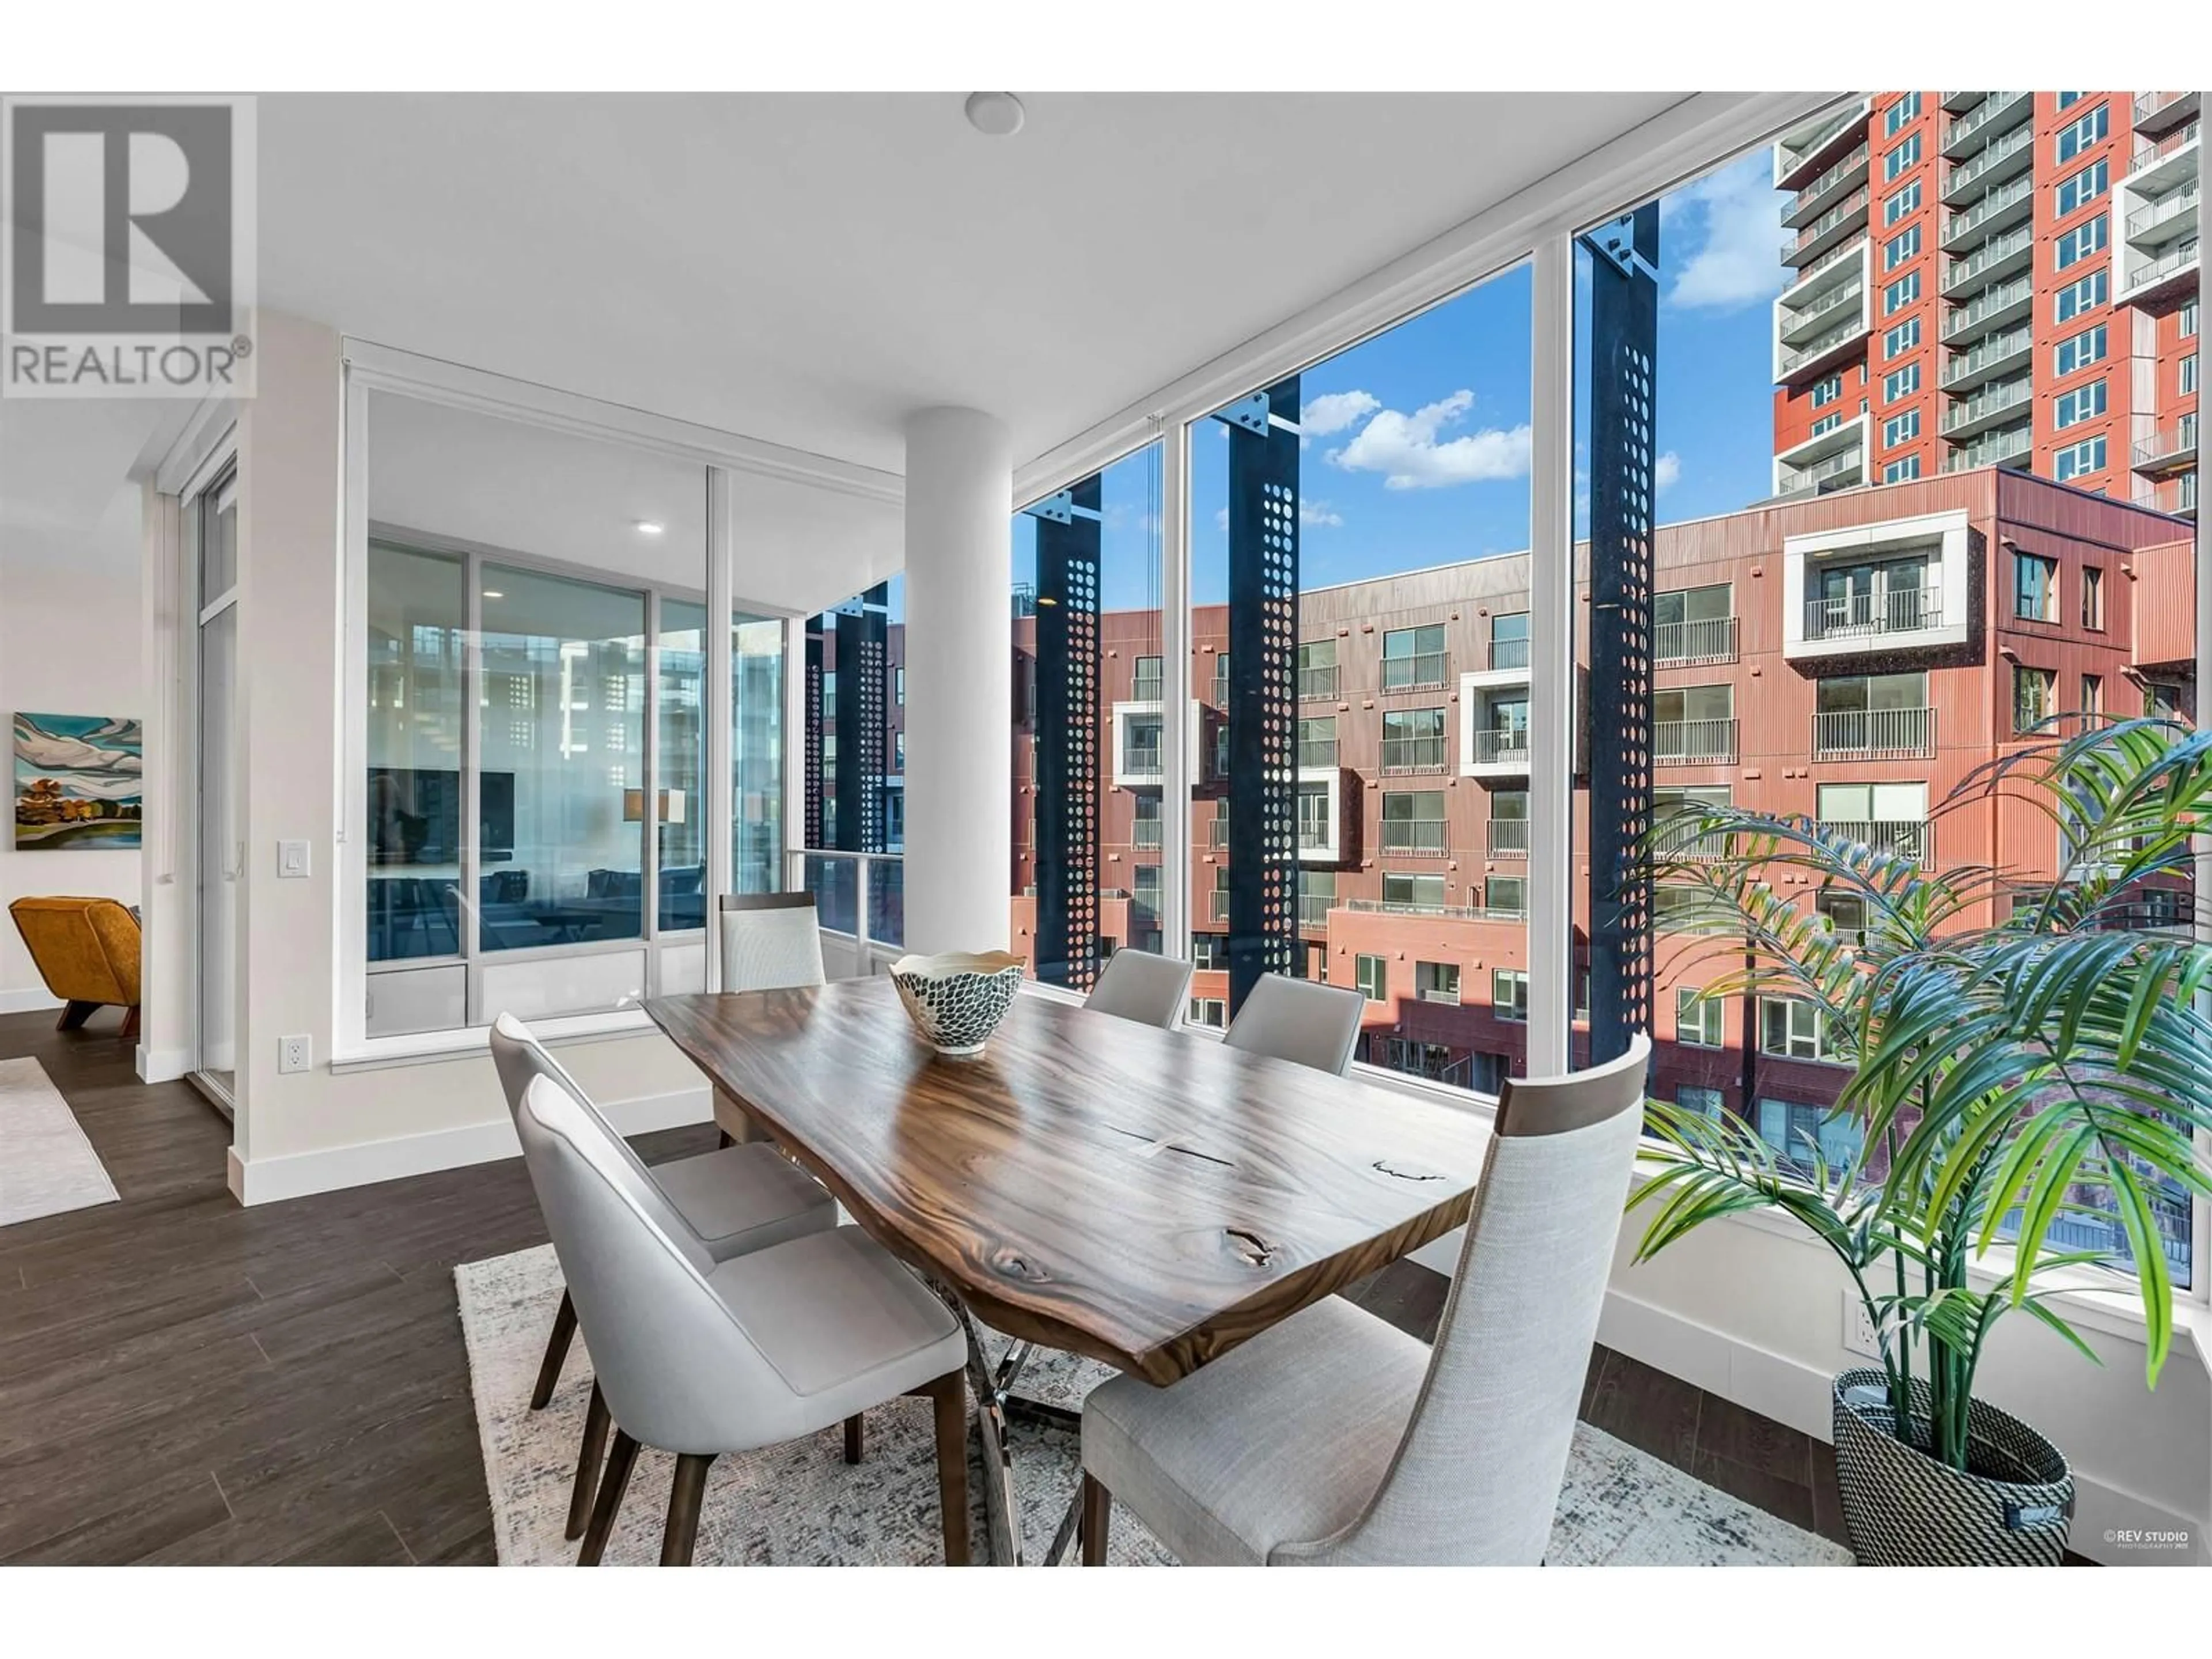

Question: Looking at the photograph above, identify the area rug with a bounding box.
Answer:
[0,1056,120,1227]
[456,1243,1850,1567]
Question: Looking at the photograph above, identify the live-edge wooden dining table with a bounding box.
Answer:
[645,978,1490,1566]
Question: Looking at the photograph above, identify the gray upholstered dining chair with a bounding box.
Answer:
[718,891,827,993]
[488,1013,839,1540]
[1075,1033,1651,1566]
[513,1073,972,1566]
[1221,972,1366,1075]
[1083,948,1194,1030]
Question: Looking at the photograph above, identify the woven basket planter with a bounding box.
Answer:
[1831,1368,2072,1566]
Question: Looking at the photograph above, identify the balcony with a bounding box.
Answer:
[1941,90,2030,158]
[1297,766,1349,864]
[1816,818,1931,865]
[1654,718,1738,766]
[1773,412,1868,499]
[1940,274,2034,347]
[1941,425,2033,473]
[2125,181,2199,248]
[1775,103,1869,192]
[1489,637,1530,672]
[1940,325,2032,396]
[1782,231,1868,291]
[1130,671,1162,702]
[1377,819,1449,857]
[1655,614,1739,667]
[1940,121,2035,206]
[2135,91,2201,138]
[1804,586,1943,645]
[1379,653,1448,694]
[1343,897,1502,923]
[2134,416,2199,476]
[1779,280,1866,350]
[1940,172,2036,252]
[2116,236,2201,311]
[1941,222,2033,300]
[1297,734,1339,769]
[1132,816,1162,850]
[1782,188,1872,270]
[1783,142,1870,229]
[1298,663,1339,700]
[1465,727,1531,776]
[2135,472,2199,520]
[1486,818,1529,858]
[1939,376,2033,442]
[1940,90,1986,113]
[1812,706,1938,760]
[1379,733,1449,774]
[2127,120,2201,195]
[1778,314,1873,388]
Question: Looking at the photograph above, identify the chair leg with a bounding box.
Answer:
[662,1453,716,1566]
[566,1381,610,1541]
[843,1412,864,1465]
[56,999,96,1032]
[925,1371,969,1566]
[532,1291,578,1410]
[577,1429,639,1566]
[1080,1472,1111,1566]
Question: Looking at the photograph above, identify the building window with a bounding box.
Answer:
[2014,665,2057,732]
[1485,874,1528,918]
[2053,324,2107,377]
[1297,638,1337,700]
[1490,609,1531,671]
[2182,354,2199,396]
[1380,707,1447,771]
[1882,411,1919,447]
[2054,160,2107,217]
[2081,566,2105,631]
[1883,133,1920,180]
[1355,953,1388,1003]
[2054,104,2108,164]
[1810,374,1843,409]
[1884,180,1921,225]
[1817,889,1869,938]
[1677,1085,1725,1121]
[1415,961,1461,1005]
[2051,435,2107,482]
[1809,412,1843,437]
[1382,870,1446,913]
[2053,214,2107,271]
[1884,93,1919,135]
[1676,986,1726,1048]
[2013,551,2059,622]
[1188,997,1225,1029]
[2054,270,2107,322]
[1883,456,1921,483]
[1131,862,1162,926]
[2146,680,2188,720]
[1298,870,1335,930]
[2081,673,2104,718]
[1883,272,1920,314]
[1130,654,1162,700]
[1882,363,1919,402]
[1654,583,1733,663]
[1882,226,1920,271]
[1380,789,1446,854]
[2183,300,2200,340]
[1380,623,1446,690]
[1131,793,1162,849]
[1191,931,1226,971]
[1493,969,1529,1022]
[1884,319,1920,358]
[1297,713,1338,769]
[1758,1097,1862,1169]
[894,665,905,706]
[1759,997,1831,1061]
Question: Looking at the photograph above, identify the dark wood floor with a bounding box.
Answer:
[1,1007,1849,1564]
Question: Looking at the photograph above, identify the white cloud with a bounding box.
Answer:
[1213,506,1229,533]
[1664,152,1788,313]
[1654,451,1682,492]
[1300,499,1343,529]
[1299,390,1380,438]
[1327,390,1531,490]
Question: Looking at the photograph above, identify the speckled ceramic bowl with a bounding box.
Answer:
[888,950,1025,1058]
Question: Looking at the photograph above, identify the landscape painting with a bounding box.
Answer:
[13,713,143,850]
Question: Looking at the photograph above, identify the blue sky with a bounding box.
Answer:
[1010,149,1792,613]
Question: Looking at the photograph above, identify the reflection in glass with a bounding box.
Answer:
[658,600,707,931]
[365,542,467,961]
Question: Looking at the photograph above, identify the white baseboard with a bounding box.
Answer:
[0,987,63,1016]
[228,1085,713,1208]
[1594,1282,2209,1568]
[137,1044,190,1084]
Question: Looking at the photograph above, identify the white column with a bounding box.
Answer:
[902,406,1013,956]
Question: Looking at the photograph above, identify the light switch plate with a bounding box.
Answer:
[278,839,311,879]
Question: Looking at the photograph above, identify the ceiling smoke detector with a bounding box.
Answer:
[964,92,1026,138]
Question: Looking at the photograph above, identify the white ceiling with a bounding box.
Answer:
[259,92,1687,474]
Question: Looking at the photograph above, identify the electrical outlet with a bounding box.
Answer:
[278,1034,312,1074]
[1841,1289,1881,1358]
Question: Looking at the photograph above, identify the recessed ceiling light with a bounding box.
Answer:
[634,520,665,536]
[482,589,505,600]
[964,92,1025,138]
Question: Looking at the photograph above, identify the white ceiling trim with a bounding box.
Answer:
[342,337,906,505]
[1012,90,1848,507]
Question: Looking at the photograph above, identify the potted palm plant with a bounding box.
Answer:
[1628,717,2212,1566]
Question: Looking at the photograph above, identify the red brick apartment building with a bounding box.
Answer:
[1772,91,2196,521]
[1002,469,2193,1124]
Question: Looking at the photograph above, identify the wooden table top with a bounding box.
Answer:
[645,980,1490,1385]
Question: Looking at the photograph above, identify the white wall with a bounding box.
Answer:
[0,456,146,1013]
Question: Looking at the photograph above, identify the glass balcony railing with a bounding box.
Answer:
[1941,376,2033,435]
[1782,187,1872,261]
[1945,121,2035,198]
[1816,818,1931,865]
[1941,325,2032,390]
[1943,222,2033,291]
[1343,897,1507,923]
[1942,172,2035,247]
[1378,819,1449,855]
[1941,274,2034,343]
[1654,614,1738,665]
[1943,425,2035,472]
[1812,706,1938,759]
[1779,315,1873,379]
[1653,718,1738,765]
[1804,586,1942,641]
[1380,734,1449,772]
[1785,142,1870,223]
[1468,729,1532,768]
[1486,818,1530,857]
[1779,280,1866,343]
[792,848,905,960]
[1784,232,1868,289]
[1942,89,2029,153]
[1777,446,1866,495]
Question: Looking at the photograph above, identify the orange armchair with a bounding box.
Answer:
[8,896,142,1039]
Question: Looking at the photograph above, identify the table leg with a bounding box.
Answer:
[951,1302,1022,1566]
